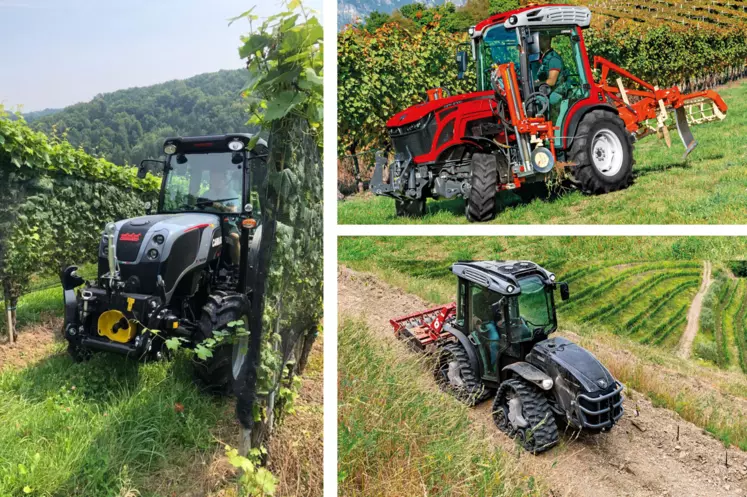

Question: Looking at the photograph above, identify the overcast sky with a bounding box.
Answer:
[0,0,323,111]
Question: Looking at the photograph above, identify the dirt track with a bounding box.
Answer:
[339,266,747,497]
[678,261,713,359]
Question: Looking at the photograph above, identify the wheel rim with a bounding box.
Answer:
[507,391,529,430]
[591,129,623,177]
[231,315,250,380]
[446,360,465,388]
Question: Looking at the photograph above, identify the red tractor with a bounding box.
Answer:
[371,5,728,221]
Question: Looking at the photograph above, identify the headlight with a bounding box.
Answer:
[164,143,177,155]
[541,379,553,390]
[153,234,165,245]
[549,273,556,282]
[228,139,245,151]
[402,114,431,134]
[147,249,159,260]
[506,285,515,293]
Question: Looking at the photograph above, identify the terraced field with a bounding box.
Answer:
[696,272,747,373]
[557,261,703,350]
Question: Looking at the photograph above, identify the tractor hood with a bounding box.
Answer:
[98,212,224,296]
[528,336,616,394]
[386,90,494,128]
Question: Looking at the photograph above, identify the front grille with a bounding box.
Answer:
[390,114,437,157]
[577,381,624,429]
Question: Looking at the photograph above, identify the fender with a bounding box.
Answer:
[562,102,619,151]
[442,323,480,375]
[503,361,553,390]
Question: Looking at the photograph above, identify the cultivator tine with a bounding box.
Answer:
[675,106,698,160]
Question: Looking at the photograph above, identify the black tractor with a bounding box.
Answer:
[393,260,623,453]
[60,134,315,449]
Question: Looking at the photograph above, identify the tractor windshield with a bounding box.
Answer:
[477,25,520,91]
[507,274,555,341]
[161,151,245,214]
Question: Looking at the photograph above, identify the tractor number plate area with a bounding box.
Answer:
[98,309,137,343]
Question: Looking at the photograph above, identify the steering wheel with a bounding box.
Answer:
[181,197,239,210]
[524,92,550,117]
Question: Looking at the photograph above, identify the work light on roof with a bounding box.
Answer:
[228,140,245,151]
[506,285,516,293]
[549,273,556,282]
[164,143,177,155]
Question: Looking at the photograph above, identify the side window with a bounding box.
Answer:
[163,164,192,211]
[533,28,590,129]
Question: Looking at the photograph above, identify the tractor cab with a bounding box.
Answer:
[464,5,593,139]
[452,260,569,383]
[138,134,268,271]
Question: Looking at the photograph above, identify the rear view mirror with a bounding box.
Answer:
[456,50,468,80]
[559,282,570,301]
[138,159,165,179]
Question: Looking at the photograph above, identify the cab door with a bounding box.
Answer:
[467,282,507,380]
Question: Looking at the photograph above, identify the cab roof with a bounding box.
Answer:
[473,4,590,37]
[163,133,268,154]
[451,260,555,295]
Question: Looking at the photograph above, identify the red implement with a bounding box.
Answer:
[593,57,727,158]
[390,302,457,351]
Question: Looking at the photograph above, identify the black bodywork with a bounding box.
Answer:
[446,260,623,431]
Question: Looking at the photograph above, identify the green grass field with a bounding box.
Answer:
[338,318,543,497]
[339,236,747,449]
[695,272,747,373]
[338,80,747,224]
[0,264,317,496]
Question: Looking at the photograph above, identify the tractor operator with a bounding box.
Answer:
[534,33,567,117]
[204,169,241,265]
[471,287,505,365]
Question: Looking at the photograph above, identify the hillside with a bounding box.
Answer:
[338,236,747,493]
[29,69,254,166]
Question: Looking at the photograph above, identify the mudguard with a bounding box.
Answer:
[502,361,553,390]
[442,323,480,375]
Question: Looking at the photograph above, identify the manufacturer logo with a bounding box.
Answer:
[119,233,142,242]
[212,237,222,247]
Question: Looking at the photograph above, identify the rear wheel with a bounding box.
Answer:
[466,153,498,222]
[194,291,251,394]
[492,379,559,454]
[395,197,426,217]
[568,109,634,194]
[434,343,491,406]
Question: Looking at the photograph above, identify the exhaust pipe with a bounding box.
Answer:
[104,222,119,285]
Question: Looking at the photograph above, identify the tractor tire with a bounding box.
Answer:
[568,109,634,194]
[434,343,492,406]
[492,379,559,454]
[193,291,251,395]
[395,197,426,218]
[466,153,498,222]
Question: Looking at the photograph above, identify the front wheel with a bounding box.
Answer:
[465,153,498,222]
[492,379,559,454]
[568,109,634,194]
[193,291,251,394]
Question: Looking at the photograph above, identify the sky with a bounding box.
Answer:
[0,0,323,111]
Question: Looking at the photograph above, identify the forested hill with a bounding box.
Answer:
[29,68,253,166]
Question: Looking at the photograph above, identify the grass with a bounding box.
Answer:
[339,236,747,450]
[338,79,747,224]
[338,317,543,497]
[0,266,322,497]
[0,349,234,496]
